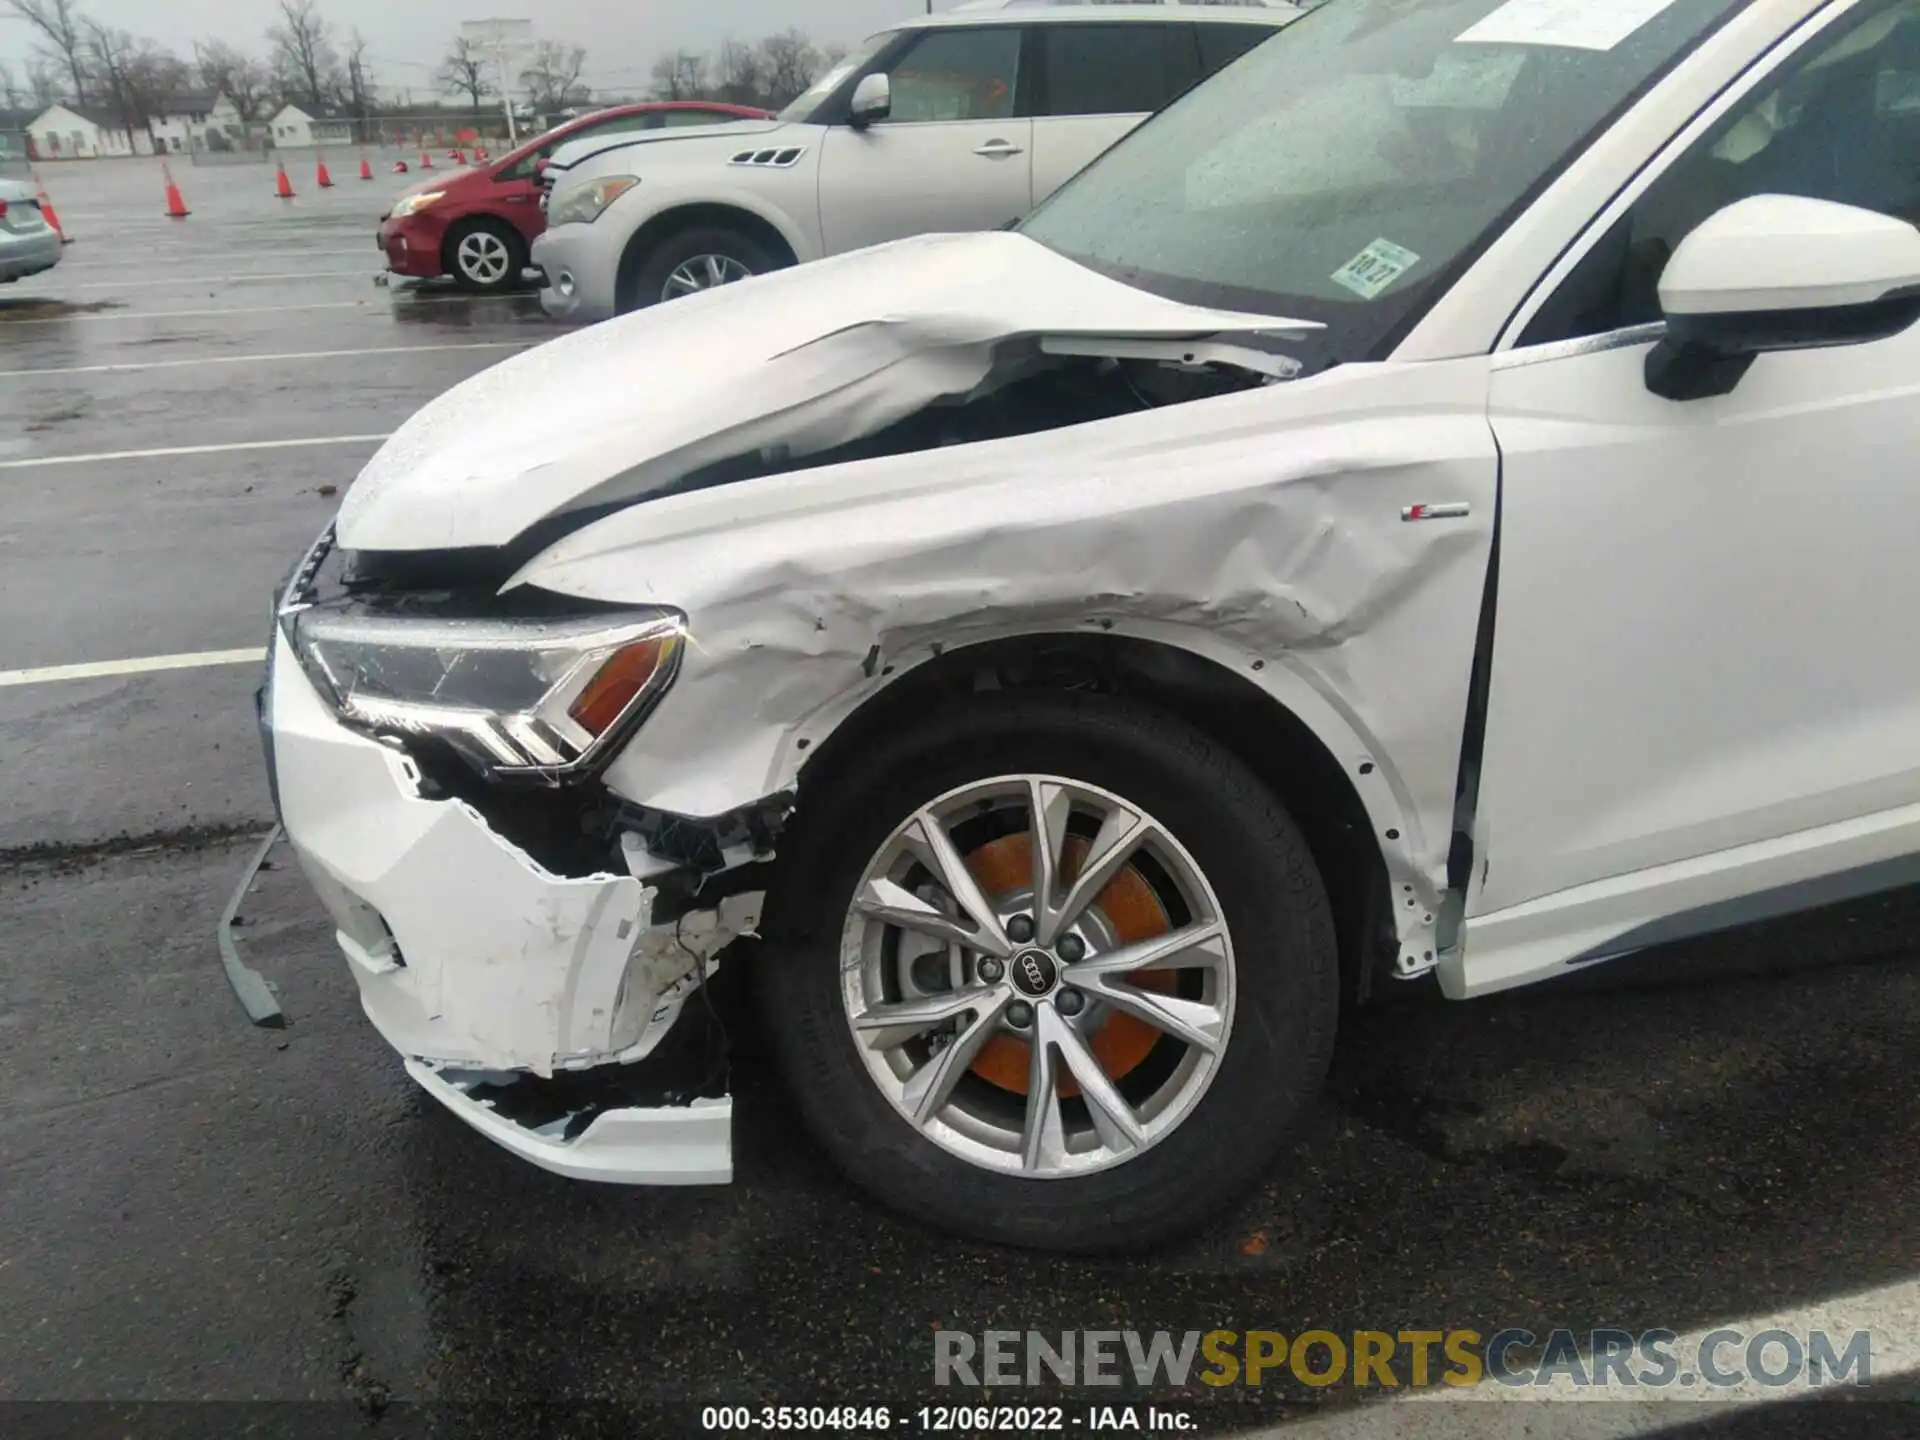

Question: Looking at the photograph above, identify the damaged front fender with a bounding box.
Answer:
[520,355,1501,970]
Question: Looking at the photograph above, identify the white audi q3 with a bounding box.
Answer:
[238,0,1920,1251]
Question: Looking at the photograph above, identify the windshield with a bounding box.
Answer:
[779,31,896,122]
[1021,0,1749,366]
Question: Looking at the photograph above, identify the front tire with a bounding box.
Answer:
[759,692,1339,1253]
[445,218,525,293]
[621,225,778,313]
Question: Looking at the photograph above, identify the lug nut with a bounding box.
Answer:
[1007,1001,1034,1029]
[1056,933,1086,963]
[1056,988,1085,1017]
[977,956,1005,984]
[1007,914,1036,944]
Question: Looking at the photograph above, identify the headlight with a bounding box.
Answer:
[389,190,445,219]
[548,175,639,227]
[287,606,684,780]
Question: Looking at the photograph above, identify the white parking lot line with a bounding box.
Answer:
[0,295,545,327]
[0,647,267,688]
[56,249,376,268]
[0,340,533,378]
[70,271,372,290]
[0,434,389,469]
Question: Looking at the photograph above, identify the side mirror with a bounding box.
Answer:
[1647,195,1920,401]
[848,73,892,130]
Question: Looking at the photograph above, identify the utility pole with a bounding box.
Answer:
[462,19,531,145]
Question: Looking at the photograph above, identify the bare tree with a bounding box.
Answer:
[0,61,21,111]
[194,39,270,119]
[756,29,822,111]
[519,39,587,112]
[343,28,373,132]
[435,35,492,110]
[647,49,708,102]
[86,23,188,136]
[711,36,763,108]
[25,55,61,105]
[267,0,340,109]
[5,0,90,105]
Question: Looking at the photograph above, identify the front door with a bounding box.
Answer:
[817,25,1034,254]
[1465,0,1920,990]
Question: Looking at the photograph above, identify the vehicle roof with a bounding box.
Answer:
[892,2,1301,31]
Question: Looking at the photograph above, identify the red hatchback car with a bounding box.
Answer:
[379,101,769,293]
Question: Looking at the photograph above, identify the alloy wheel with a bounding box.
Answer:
[839,775,1236,1179]
[456,230,512,287]
[661,253,753,300]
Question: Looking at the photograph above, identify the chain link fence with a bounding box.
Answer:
[182,112,538,167]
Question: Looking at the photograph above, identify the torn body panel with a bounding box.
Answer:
[516,355,1501,968]
[265,627,764,1180]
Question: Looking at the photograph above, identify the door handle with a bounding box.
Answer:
[973,139,1023,158]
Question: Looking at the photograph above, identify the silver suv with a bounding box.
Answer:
[532,3,1298,320]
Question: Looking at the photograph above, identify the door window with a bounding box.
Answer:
[883,27,1024,122]
[1040,23,1192,116]
[1523,0,1920,344]
[659,108,737,127]
[1195,22,1274,77]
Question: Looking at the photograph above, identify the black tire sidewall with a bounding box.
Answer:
[445,218,524,292]
[626,226,776,312]
[758,692,1339,1252]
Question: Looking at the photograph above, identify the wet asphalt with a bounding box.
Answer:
[2,157,1918,1438]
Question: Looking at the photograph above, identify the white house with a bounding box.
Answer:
[28,103,153,159]
[268,103,354,149]
[148,93,246,153]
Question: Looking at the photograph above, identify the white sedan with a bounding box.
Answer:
[243,0,1920,1251]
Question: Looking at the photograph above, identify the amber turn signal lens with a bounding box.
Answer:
[568,636,673,737]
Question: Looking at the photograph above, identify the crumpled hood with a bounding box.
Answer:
[337,230,1315,553]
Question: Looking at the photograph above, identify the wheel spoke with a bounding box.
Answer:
[851,985,998,1053]
[1081,978,1226,1055]
[1019,1017,1069,1173]
[904,812,1012,957]
[1063,920,1227,981]
[1039,802,1152,945]
[705,254,728,287]
[1027,778,1072,925]
[854,876,996,953]
[900,992,1011,1123]
[1045,1006,1146,1154]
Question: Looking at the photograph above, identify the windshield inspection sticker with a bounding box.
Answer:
[1331,238,1420,300]
[1455,0,1681,52]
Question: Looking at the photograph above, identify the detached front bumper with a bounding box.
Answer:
[239,629,751,1185]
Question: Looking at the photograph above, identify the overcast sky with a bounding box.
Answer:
[3,1,942,94]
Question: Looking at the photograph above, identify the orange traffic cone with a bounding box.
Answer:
[162,162,190,218]
[358,154,373,181]
[419,150,433,170]
[274,159,295,198]
[475,147,489,162]
[391,159,409,174]
[452,148,466,164]
[316,154,334,188]
[32,170,68,242]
